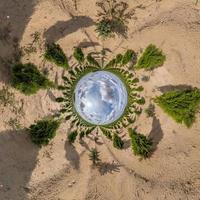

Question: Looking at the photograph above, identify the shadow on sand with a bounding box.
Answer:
[148,116,164,157]
[44,16,95,43]
[0,0,37,84]
[65,141,80,170]
[97,162,121,175]
[157,84,193,93]
[0,129,39,200]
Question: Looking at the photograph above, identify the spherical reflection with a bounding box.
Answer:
[74,71,128,125]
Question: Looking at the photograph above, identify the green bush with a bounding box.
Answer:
[68,131,78,143]
[96,1,134,38]
[113,133,124,149]
[100,127,112,140]
[155,89,200,127]
[44,43,69,68]
[29,119,60,146]
[11,63,53,95]
[136,97,146,105]
[136,44,166,70]
[73,47,84,63]
[122,49,136,65]
[129,128,152,158]
[79,131,85,140]
[96,19,113,38]
[86,53,100,68]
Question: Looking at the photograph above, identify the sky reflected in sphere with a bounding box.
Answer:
[74,71,128,125]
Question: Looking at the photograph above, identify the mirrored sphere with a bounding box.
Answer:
[74,71,128,125]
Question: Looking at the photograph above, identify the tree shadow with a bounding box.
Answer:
[123,139,131,150]
[0,0,37,84]
[44,16,95,43]
[0,129,39,200]
[157,84,193,93]
[97,162,121,175]
[65,141,80,170]
[148,116,164,157]
[77,41,100,49]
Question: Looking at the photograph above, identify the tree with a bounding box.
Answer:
[68,131,78,143]
[11,63,53,95]
[136,44,166,70]
[113,133,124,149]
[129,128,152,158]
[44,43,69,68]
[89,148,100,165]
[29,119,60,146]
[155,89,200,127]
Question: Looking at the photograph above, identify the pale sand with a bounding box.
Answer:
[0,0,200,199]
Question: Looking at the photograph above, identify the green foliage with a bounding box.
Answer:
[29,119,60,146]
[79,131,85,140]
[73,47,84,63]
[145,104,155,117]
[122,49,136,65]
[89,148,100,165]
[100,127,112,140]
[136,44,166,70]
[113,133,124,149]
[11,63,53,95]
[96,0,134,38]
[96,19,113,38]
[68,131,78,143]
[45,43,69,69]
[105,50,136,67]
[56,97,65,102]
[136,97,145,105]
[155,89,200,127]
[129,128,152,158]
[135,86,144,92]
[86,53,100,68]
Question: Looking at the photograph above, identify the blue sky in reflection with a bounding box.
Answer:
[74,71,128,125]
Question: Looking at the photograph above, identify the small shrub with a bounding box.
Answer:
[29,119,60,146]
[89,148,100,165]
[145,104,155,117]
[96,19,113,38]
[136,44,166,70]
[129,128,152,158]
[122,49,136,65]
[44,43,69,69]
[155,89,200,127]
[100,127,112,140]
[11,63,53,95]
[73,47,84,63]
[79,131,85,140]
[86,53,100,68]
[136,97,145,105]
[113,133,124,149]
[68,131,78,143]
[96,0,134,38]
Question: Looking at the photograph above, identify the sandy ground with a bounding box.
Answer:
[0,0,200,199]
